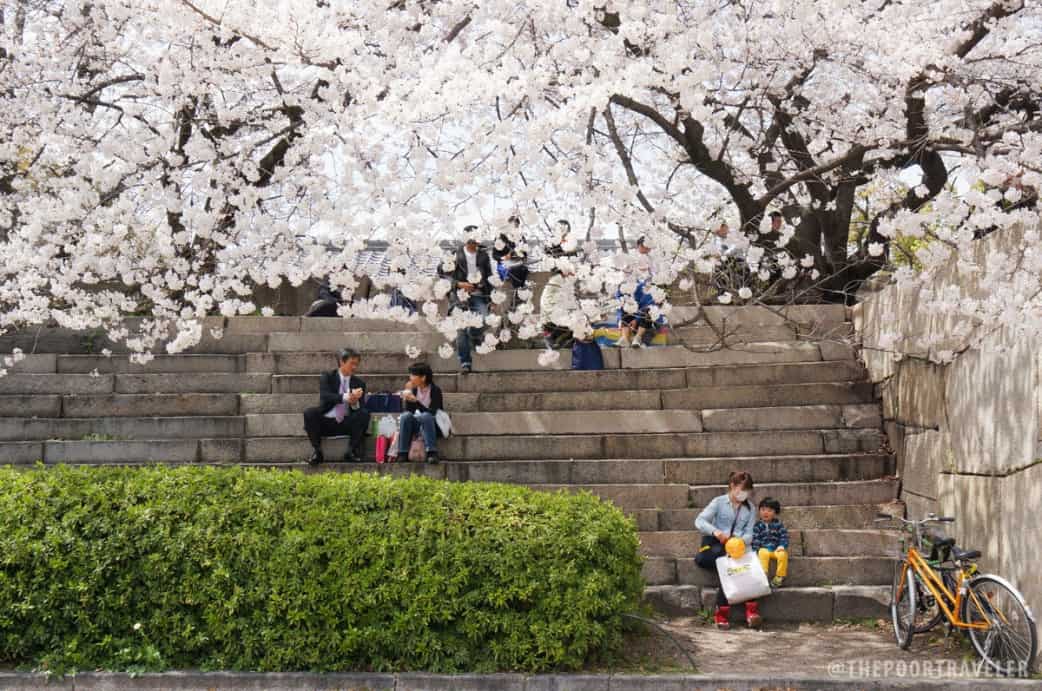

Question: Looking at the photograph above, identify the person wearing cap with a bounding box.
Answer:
[442,226,493,373]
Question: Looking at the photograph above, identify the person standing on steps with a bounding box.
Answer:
[302,348,370,466]
[396,362,445,464]
[694,470,761,630]
[442,228,493,374]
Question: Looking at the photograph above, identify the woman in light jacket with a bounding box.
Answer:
[695,470,760,629]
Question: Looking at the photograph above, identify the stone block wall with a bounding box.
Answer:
[854,222,1042,623]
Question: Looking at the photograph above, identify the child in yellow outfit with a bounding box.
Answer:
[751,497,788,588]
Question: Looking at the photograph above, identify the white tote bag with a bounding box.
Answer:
[716,550,772,604]
[434,409,452,438]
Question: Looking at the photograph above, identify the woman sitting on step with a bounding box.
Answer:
[396,362,445,464]
[694,470,761,630]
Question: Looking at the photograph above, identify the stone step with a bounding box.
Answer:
[246,428,882,461]
[266,331,449,353]
[247,352,460,375]
[618,342,826,369]
[245,410,706,437]
[688,478,898,508]
[634,502,903,532]
[0,428,885,465]
[114,374,272,394]
[60,394,240,418]
[444,454,891,486]
[0,374,115,395]
[525,483,691,510]
[0,394,62,417]
[700,404,881,432]
[672,324,797,345]
[662,453,894,484]
[56,354,246,374]
[637,529,900,558]
[661,381,874,409]
[0,416,245,441]
[270,361,866,395]
[40,439,240,464]
[643,584,889,621]
[231,382,874,416]
[643,554,892,587]
[669,304,848,328]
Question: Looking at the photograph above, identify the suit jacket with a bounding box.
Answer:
[317,369,367,415]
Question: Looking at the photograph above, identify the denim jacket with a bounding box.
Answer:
[695,494,755,543]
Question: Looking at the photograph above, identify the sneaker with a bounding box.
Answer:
[613,339,627,347]
[635,340,647,349]
[425,450,439,464]
[771,576,784,588]
[307,450,323,466]
[461,363,472,374]
[396,452,409,463]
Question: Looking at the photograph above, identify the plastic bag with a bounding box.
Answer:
[716,550,772,604]
[377,415,397,438]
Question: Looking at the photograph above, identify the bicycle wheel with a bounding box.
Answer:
[891,560,916,649]
[913,568,952,633]
[961,574,1038,676]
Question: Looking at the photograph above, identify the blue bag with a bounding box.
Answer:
[365,392,402,413]
[571,340,604,371]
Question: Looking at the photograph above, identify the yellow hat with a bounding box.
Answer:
[725,537,746,559]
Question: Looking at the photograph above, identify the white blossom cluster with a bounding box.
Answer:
[0,1,1039,362]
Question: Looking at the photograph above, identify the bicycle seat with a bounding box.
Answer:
[953,546,981,561]
[929,536,955,549]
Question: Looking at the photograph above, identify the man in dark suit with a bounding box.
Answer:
[443,227,493,373]
[302,348,370,465]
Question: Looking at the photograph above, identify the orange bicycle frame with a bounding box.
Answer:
[903,548,989,631]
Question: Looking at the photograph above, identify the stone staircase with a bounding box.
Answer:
[0,304,900,623]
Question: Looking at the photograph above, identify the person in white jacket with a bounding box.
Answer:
[539,261,577,349]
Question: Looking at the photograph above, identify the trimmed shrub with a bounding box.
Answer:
[0,465,643,673]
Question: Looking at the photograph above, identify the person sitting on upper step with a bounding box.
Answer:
[303,348,370,466]
[396,362,445,464]
[695,470,761,630]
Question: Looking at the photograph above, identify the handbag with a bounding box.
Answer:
[571,339,604,370]
[697,500,749,558]
[434,409,452,438]
[365,392,402,414]
[408,437,425,462]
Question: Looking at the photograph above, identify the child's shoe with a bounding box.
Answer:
[745,600,762,628]
[713,605,731,630]
[771,576,784,589]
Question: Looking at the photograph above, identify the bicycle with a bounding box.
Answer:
[877,512,1038,676]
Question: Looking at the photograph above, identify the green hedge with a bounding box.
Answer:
[0,465,643,673]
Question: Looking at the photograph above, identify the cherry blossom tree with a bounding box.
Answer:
[1,0,1039,363]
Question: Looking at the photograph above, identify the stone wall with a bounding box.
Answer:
[853,222,1042,623]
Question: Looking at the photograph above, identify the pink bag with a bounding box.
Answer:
[374,435,391,464]
[408,437,425,462]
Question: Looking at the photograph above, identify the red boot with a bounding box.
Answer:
[745,600,762,628]
[714,605,730,630]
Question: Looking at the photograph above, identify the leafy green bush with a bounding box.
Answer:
[0,465,643,673]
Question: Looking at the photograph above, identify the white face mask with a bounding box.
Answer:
[734,490,749,502]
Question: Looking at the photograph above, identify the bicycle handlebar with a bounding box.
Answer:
[875,513,955,525]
